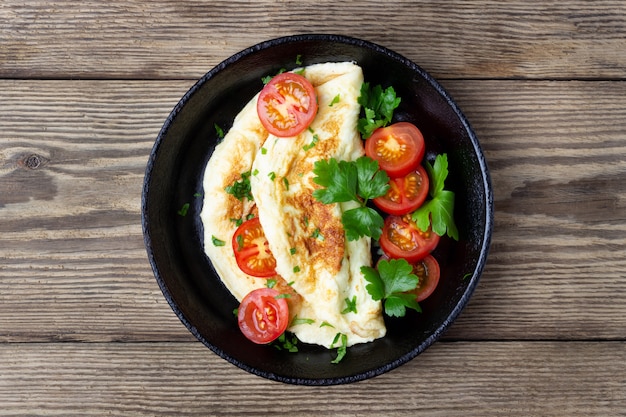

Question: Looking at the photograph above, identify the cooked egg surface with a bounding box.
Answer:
[201,62,385,349]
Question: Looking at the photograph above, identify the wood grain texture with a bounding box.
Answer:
[1,0,626,80]
[1,79,625,343]
[0,341,623,416]
[1,1,626,414]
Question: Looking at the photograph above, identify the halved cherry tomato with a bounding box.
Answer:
[373,165,429,215]
[238,288,289,344]
[408,255,440,302]
[232,217,277,278]
[257,72,318,137]
[365,122,425,178]
[379,215,440,262]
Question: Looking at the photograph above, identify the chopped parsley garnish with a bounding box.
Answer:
[275,293,291,299]
[361,258,421,317]
[295,54,303,65]
[268,171,276,181]
[331,333,348,364]
[341,296,358,314]
[329,94,341,107]
[214,123,225,139]
[177,202,190,217]
[320,321,335,328]
[289,247,297,255]
[312,156,390,240]
[211,236,226,247]
[293,266,301,273]
[282,176,289,190]
[262,68,286,85]
[291,316,315,326]
[357,83,401,139]
[225,171,253,201]
[411,153,459,240]
[272,332,299,353]
[310,228,324,241]
[266,279,277,289]
[302,134,319,151]
[261,147,267,155]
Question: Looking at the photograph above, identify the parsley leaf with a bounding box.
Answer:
[357,83,401,138]
[411,154,459,240]
[312,156,389,241]
[361,258,421,317]
[342,206,384,241]
[312,158,358,203]
[355,156,390,200]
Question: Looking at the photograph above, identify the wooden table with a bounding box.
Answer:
[1,1,625,415]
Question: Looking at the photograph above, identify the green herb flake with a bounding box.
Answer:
[177,202,190,217]
[289,247,297,255]
[341,295,358,314]
[266,279,277,289]
[193,192,203,198]
[282,176,289,190]
[225,171,253,201]
[303,134,320,151]
[275,293,291,299]
[211,236,226,247]
[214,123,225,139]
[268,171,276,181]
[291,316,315,326]
[236,234,244,251]
[361,258,421,317]
[295,54,303,65]
[310,228,324,241]
[331,333,348,364]
[261,147,267,155]
[293,266,301,273]
[273,332,299,353]
[320,321,335,328]
[329,94,341,107]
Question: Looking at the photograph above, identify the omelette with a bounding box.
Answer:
[200,62,386,348]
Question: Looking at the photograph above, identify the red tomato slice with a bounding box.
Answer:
[231,217,277,278]
[408,255,440,302]
[365,122,425,178]
[238,288,289,344]
[373,165,430,215]
[379,215,440,262]
[257,72,318,137]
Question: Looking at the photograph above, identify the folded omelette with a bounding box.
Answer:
[200,62,386,348]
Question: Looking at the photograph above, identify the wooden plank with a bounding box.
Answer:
[0,79,625,343]
[1,1,626,80]
[0,341,623,416]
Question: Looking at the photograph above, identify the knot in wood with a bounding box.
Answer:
[20,153,48,170]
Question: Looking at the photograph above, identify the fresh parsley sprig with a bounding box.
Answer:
[361,258,421,317]
[411,154,459,240]
[357,83,401,139]
[312,156,390,241]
